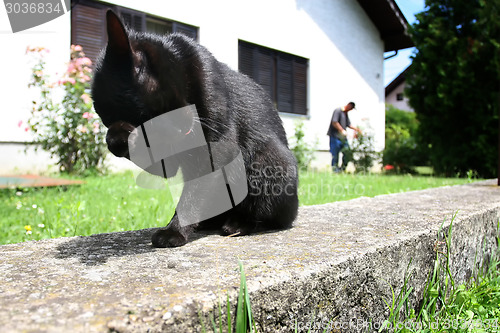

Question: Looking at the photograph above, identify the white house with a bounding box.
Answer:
[385,65,413,112]
[0,0,412,174]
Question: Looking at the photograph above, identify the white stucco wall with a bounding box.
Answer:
[0,0,385,173]
[0,8,68,173]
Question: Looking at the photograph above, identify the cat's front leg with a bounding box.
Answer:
[151,212,195,247]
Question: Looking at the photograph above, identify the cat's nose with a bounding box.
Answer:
[106,134,129,158]
[106,121,135,158]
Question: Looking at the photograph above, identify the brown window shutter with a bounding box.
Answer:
[172,22,198,40]
[238,41,274,102]
[255,48,274,101]
[292,59,308,115]
[276,54,293,113]
[238,41,254,78]
[71,2,106,63]
[119,8,145,32]
[238,40,309,115]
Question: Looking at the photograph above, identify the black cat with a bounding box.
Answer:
[91,10,298,247]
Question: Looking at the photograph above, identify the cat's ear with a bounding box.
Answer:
[106,10,131,57]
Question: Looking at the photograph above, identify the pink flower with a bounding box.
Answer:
[67,63,76,74]
[76,57,92,67]
[81,93,92,104]
[24,127,29,132]
[58,77,76,85]
[73,45,83,52]
[82,112,93,119]
[18,120,23,128]
[93,122,100,134]
[62,78,76,85]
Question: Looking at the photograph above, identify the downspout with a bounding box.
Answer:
[384,50,399,60]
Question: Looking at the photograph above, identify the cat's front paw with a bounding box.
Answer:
[151,229,188,248]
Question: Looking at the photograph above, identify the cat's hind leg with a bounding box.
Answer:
[220,212,257,236]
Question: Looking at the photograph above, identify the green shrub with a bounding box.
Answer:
[290,121,316,171]
[26,45,107,175]
[383,105,427,173]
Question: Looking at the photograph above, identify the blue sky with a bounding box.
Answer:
[383,0,426,86]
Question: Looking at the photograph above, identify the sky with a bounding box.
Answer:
[383,0,426,86]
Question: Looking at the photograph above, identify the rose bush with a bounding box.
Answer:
[26,45,107,174]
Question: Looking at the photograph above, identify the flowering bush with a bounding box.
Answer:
[26,45,107,174]
[348,120,380,174]
[290,121,316,171]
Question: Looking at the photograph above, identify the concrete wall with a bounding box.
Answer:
[0,0,385,173]
[1,180,499,332]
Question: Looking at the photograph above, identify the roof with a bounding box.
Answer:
[356,0,414,52]
[385,65,411,96]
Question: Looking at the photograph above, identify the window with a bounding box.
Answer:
[238,40,308,116]
[71,0,198,63]
[146,17,172,36]
[396,93,404,101]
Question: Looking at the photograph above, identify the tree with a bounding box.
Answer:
[406,0,500,177]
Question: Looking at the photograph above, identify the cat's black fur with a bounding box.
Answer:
[91,10,298,247]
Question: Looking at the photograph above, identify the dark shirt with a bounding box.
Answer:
[327,107,351,138]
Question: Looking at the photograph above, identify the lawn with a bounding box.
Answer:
[0,172,175,245]
[0,171,475,245]
[298,171,475,205]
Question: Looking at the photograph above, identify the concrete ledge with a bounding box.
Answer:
[1,180,499,332]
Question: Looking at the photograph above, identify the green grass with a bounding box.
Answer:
[381,217,500,333]
[0,171,476,245]
[0,171,175,245]
[200,261,257,333]
[299,171,475,206]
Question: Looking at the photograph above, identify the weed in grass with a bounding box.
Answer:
[200,261,256,333]
[199,260,337,333]
[379,260,415,331]
[379,215,500,332]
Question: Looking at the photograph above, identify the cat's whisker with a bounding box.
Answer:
[196,116,232,131]
[193,117,225,136]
